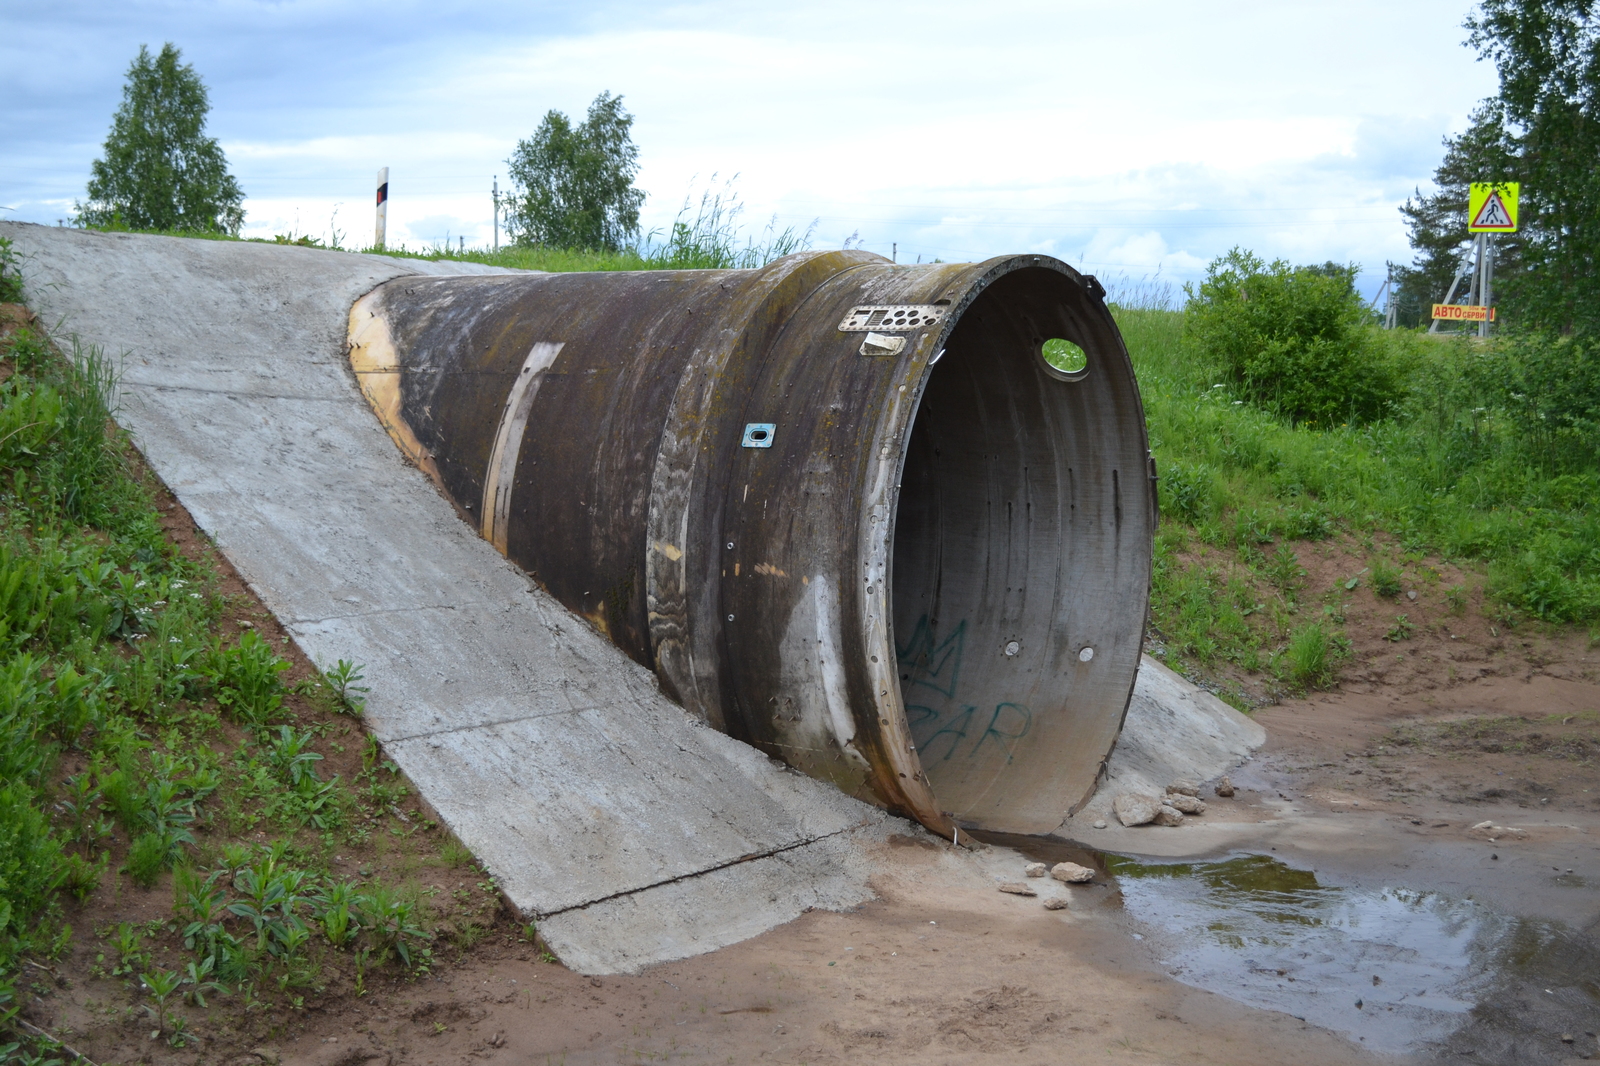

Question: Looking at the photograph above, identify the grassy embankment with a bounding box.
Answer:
[0,236,512,1063]
[1118,302,1597,704]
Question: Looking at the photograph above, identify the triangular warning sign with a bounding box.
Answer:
[1471,190,1512,230]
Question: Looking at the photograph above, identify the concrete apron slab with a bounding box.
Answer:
[1,223,886,973]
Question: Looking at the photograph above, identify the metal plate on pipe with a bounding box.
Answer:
[837,305,947,331]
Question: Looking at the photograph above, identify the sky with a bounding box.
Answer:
[1,0,1503,301]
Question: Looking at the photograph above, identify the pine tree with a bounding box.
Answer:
[1467,0,1600,336]
[75,43,245,235]
[1394,104,1524,327]
[505,92,645,251]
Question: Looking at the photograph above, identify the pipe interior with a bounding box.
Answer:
[890,270,1103,818]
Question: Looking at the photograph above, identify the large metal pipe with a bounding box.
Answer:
[347,251,1154,836]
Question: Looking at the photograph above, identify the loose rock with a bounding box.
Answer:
[998,882,1037,896]
[1165,792,1207,815]
[1043,897,1069,911]
[1113,791,1163,827]
[1167,778,1200,797]
[1024,862,1047,878]
[1051,862,1095,883]
[1153,804,1185,827]
[1469,820,1528,840]
[1214,775,1236,798]
[1092,819,1107,829]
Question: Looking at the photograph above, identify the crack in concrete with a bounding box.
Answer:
[124,380,354,402]
[533,820,875,920]
[282,601,510,625]
[382,703,635,743]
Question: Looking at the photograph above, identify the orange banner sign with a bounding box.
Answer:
[1431,304,1497,322]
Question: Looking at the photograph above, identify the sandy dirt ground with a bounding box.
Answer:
[251,664,1597,1066]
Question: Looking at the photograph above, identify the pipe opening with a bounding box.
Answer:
[1040,337,1089,379]
[890,268,1143,829]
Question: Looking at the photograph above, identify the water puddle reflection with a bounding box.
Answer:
[973,833,1600,1058]
[1106,854,1505,1054]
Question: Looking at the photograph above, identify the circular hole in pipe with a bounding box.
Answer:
[1041,337,1088,377]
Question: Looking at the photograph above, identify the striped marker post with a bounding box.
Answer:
[375,167,389,250]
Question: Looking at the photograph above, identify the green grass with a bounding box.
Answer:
[1120,304,1599,697]
[0,272,507,1058]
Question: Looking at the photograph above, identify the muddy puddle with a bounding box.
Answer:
[976,833,1600,1062]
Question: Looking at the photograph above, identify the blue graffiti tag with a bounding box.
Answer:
[896,615,965,699]
[973,702,1032,762]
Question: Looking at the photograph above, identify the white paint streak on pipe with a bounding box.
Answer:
[482,341,564,553]
[814,575,868,769]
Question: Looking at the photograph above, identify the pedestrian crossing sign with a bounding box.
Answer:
[1468,182,1518,233]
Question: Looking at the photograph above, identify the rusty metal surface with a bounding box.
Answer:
[348,251,1153,836]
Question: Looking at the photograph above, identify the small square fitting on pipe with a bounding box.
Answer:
[741,423,776,448]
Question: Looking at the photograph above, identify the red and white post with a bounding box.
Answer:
[375,167,389,250]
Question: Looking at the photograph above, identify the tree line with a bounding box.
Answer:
[1396,0,1600,339]
[75,42,648,254]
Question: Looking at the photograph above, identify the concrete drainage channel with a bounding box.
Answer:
[1,222,1256,975]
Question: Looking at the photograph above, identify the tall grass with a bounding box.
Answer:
[1123,307,1600,629]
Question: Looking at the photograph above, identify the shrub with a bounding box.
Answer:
[1186,249,1407,425]
[1283,621,1338,691]
[1369,559,1403,599]
[1159,461,1221,524]
[1489,331,1600,472]
[204,631,288,728]
[0,237,24,304]
[126,832,170,887]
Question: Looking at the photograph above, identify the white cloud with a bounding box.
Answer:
[2,0,1501,296]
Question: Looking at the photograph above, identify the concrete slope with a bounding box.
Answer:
[1059,654,1266,835]
[1,222,885,974]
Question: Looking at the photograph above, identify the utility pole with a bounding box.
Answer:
[492,176,500,253]
[1382,262,1397,330]
[1478,233,1495,339]
[375,167,389,251]
[1428,244,1478,335]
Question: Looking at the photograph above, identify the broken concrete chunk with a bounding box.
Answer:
[1165,792,1207,815]
[1153,804,1185,827]
[1051,862,1095,883]
[1167,779,1200,797]
[1043,897,1070,911]
[1214,775,1236,798]
[1024,862,1047,878]
[998,882,1038,896]
[1113,791,1163,826]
